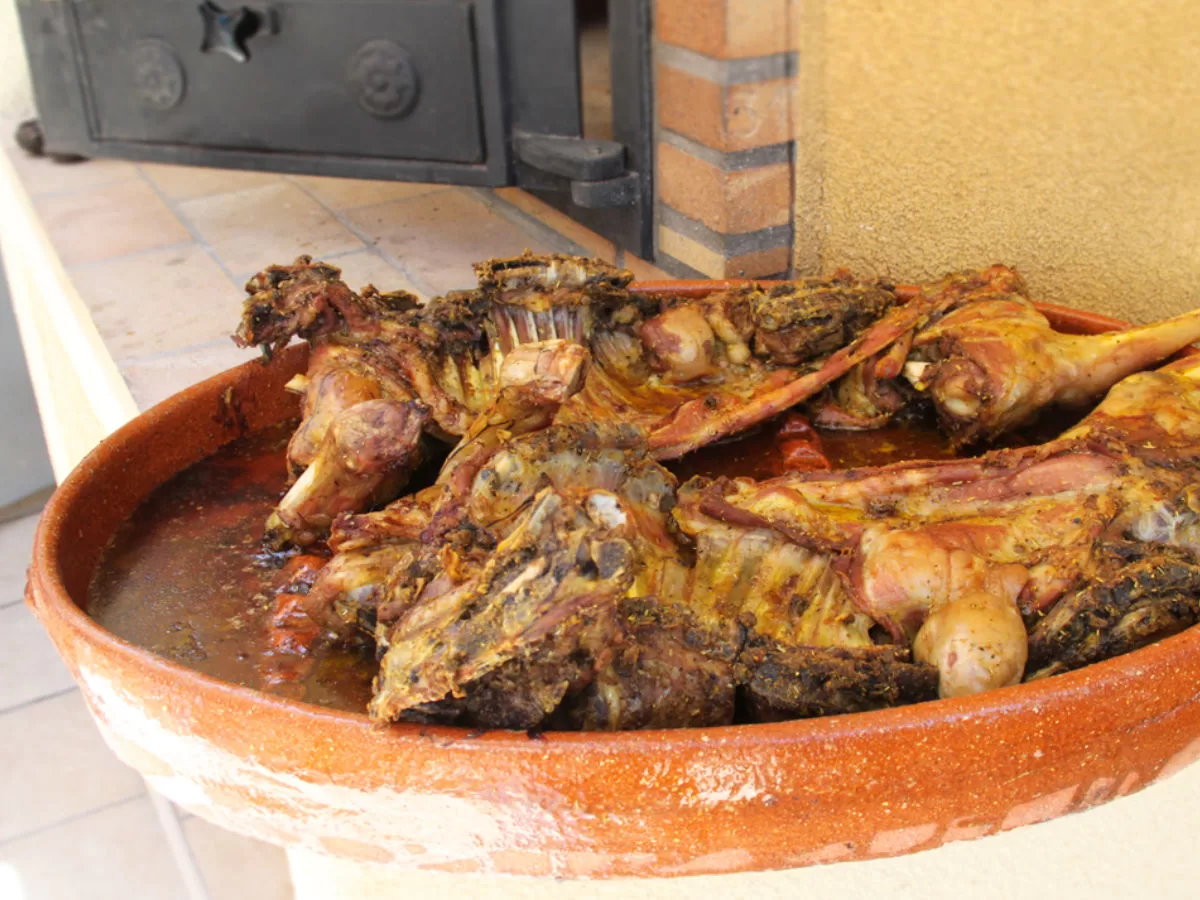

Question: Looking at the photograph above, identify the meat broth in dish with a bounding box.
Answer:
[90,254,1200,729]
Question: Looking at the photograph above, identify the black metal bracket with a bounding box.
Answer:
[513,132,640,209]
[514,133,624,181]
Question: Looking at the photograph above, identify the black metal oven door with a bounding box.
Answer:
[55,0,506,182]
[18,0,652,254]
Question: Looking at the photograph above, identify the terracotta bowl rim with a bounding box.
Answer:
[30,282,1196,750]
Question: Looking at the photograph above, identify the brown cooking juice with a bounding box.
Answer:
[88,421,375,713]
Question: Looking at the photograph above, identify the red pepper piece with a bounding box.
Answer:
[778,439,832,472]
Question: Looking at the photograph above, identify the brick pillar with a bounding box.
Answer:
[653,0,797,279]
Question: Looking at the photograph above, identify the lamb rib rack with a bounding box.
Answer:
[234,253,900,544]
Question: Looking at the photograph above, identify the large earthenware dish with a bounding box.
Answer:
[26,283,1200,878]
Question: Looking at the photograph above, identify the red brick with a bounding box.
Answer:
[657,143,790,234]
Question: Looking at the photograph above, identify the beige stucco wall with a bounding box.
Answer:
[793,0,1200,323]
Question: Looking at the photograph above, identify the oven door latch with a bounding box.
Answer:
[513,133,640,209]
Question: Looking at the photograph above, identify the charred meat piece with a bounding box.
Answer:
[565,599,739,730]
[369,488,633,725]
[235,256,418,354]
[686,365,1200,697]
[722,272,895,366]
[803,264,1024,432]
[643,271,969,459]
[738,642,937,721]
[367,421,686,726]
[1027,546,1200,679]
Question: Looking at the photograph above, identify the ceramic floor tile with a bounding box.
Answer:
[120,342,260,412]
[324,249,425,298]
[0,690,145,842]
[0,512,40,608]
[140,162,284,201]
[33,180,193,268]
[180,182,365,281]
[289,174,446,211]
[70,244,242,362]
[184,816,293,900]
[5,146,140,196]
[0,603,75,712]
[346,190,567,295]
[0,797,191,900]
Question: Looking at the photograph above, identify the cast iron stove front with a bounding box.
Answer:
[17,0,652,257]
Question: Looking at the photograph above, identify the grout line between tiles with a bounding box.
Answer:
[0,790,147,848]
[467,187,588,258]
[148,785,211,900]
[133,167,243,289]
[286,177,439,297]
[0,597,32,610]
[0,684,78,717]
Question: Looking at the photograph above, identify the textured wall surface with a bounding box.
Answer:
[793,1,1200,323]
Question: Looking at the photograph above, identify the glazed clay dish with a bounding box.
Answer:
[25,267,1200,878]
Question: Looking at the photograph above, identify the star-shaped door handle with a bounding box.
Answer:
[198,1,261,63]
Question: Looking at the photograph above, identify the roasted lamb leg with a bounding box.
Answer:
[265,398,429,548]
[905,296,1200,446]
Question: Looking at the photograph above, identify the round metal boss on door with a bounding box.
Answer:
[345,39,421,120]
[131,38,186,111]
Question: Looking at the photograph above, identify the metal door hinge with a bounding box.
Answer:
[513,132,640,209]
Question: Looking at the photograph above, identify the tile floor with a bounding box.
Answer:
[3,146,669,412]
[0,510,294,900]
